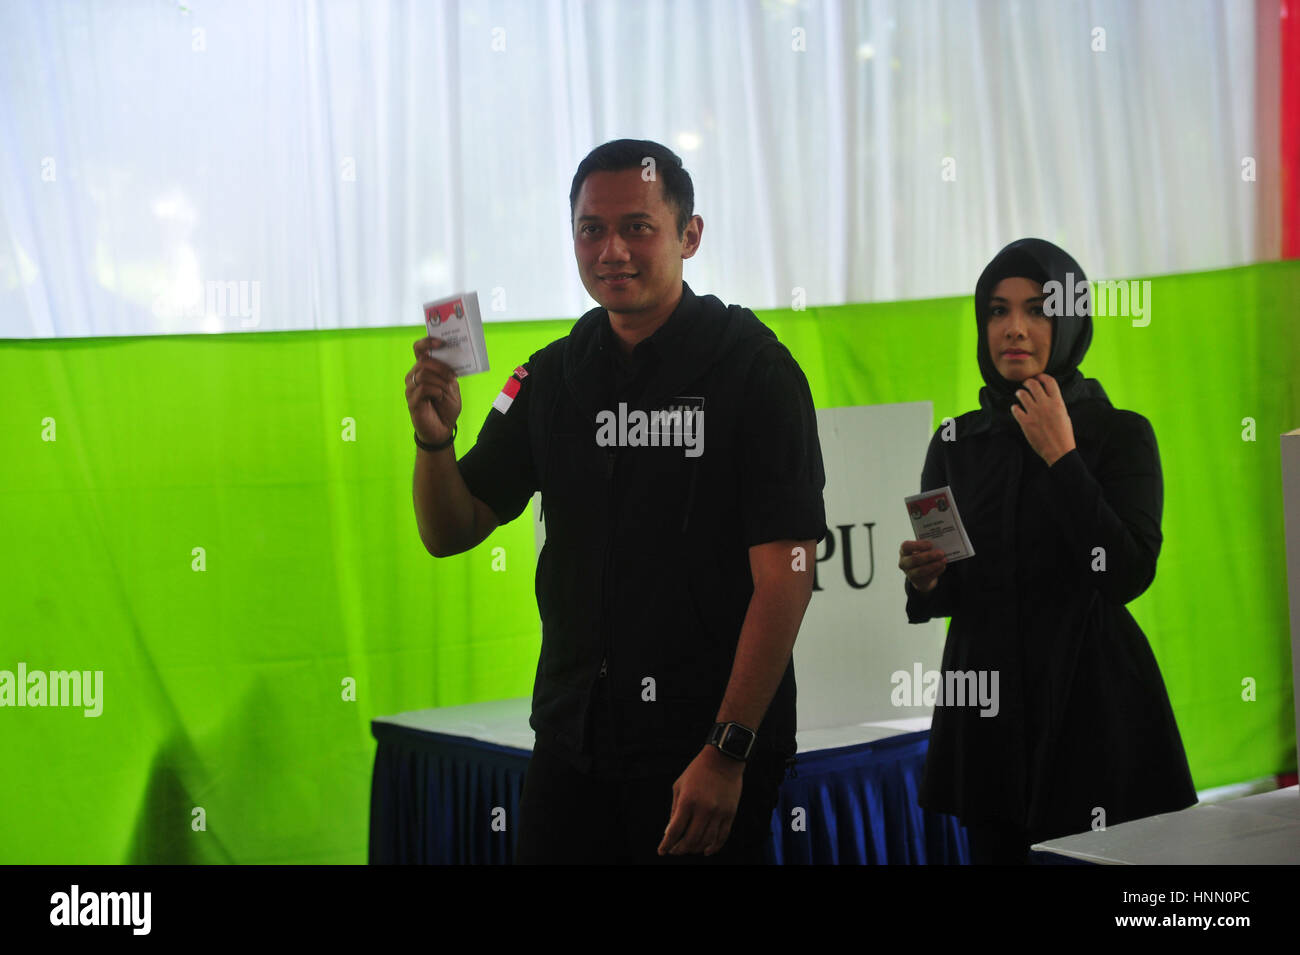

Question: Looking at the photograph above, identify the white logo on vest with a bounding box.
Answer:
[594,397,705,458]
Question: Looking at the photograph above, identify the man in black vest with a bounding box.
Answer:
[406,139,827,864]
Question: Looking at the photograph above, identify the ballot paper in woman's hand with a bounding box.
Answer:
[905,486,975,561]
[424,291,490,376]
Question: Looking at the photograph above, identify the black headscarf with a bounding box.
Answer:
[969,237,1109,435]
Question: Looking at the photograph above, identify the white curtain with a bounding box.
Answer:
[0,0,1266,338]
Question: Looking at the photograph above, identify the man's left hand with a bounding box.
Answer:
[1010,373,1077,466]
[658,745,745,856]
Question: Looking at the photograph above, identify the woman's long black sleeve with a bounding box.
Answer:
[1036,409,1162,605]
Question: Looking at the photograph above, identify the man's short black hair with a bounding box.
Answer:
[569,139,695,237]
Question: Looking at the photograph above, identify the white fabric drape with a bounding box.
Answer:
[0,0,1266,338]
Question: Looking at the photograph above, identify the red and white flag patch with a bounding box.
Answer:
[492,365,528,414]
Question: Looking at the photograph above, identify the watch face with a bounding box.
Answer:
[721,724,753,757]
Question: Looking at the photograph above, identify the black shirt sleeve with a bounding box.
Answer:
[455,362,539,525]
[739,343,828,547]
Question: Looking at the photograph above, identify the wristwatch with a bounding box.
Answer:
[706,721,756,762]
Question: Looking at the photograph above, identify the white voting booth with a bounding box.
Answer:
[791,403,947,749]
[1285,429,1300,781]
[383,402,945,753]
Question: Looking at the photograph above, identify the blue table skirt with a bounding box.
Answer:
[771,732,968,864]
[369,722,971,864]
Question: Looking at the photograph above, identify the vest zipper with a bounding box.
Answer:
[680,462,700,534]
[600,446,617,678]
[599,445,618,751]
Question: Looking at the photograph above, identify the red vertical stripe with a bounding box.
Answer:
[1283,0,1300,257]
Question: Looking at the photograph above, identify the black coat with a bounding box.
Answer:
[905,395,1197,843]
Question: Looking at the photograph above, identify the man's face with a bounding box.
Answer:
[987,276,1052,381]
[572,168,701,318]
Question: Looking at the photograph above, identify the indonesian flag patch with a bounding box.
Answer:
[492,365,528,414]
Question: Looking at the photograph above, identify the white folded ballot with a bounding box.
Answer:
[423,291,490,376]
[904,486,975,562]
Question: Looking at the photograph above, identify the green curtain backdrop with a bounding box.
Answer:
[2,261,1297,864]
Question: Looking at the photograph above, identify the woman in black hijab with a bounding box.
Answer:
[898,237,1196,864]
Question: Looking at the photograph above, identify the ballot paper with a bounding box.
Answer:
[423,291,489,376]
[904,486,975,562]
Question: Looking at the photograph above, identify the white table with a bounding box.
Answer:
[1033,785,1300,864]
[373,697,931,751]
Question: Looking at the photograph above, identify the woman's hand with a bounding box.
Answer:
[899,540,947,593]
[1011,373,1077,466]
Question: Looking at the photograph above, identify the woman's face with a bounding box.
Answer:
[986,277,1052,381]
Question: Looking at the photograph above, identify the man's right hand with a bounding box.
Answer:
[899,540,947,593]
[407,336,462,445]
